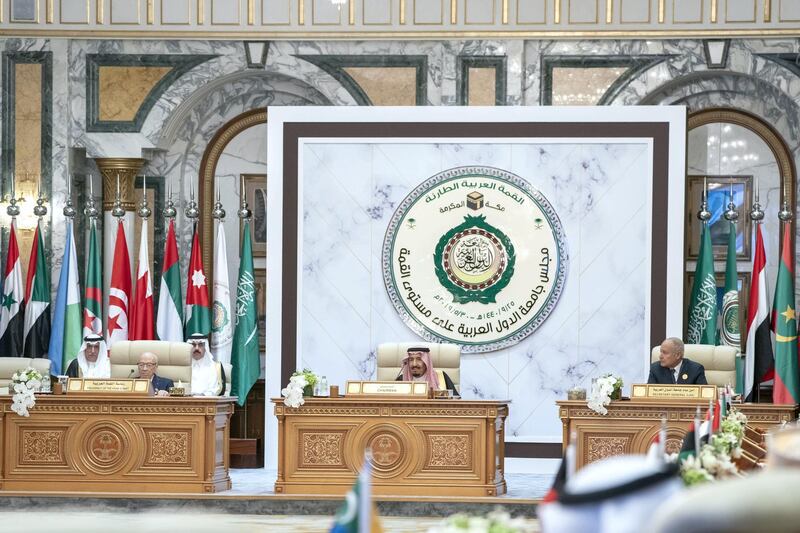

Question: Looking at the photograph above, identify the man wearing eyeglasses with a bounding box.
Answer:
[137,352,174,397]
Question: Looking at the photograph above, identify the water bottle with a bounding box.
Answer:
[319,376,329,397]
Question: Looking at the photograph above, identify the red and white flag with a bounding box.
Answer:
[744,224,774,402]
[0,220,24,356]
[129,218,154,340]
[107,221,132,348]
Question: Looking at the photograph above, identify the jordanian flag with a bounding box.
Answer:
[0,221,24,356]
[23,221,50,358]
[772,222,799,404]
[185,223,211,337]
[687,222,718,344]
[231,222,259,406]
[48,220,82,374]
[82,221,103,337]
[156,219,183,342]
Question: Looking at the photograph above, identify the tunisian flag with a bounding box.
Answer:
[129,218,154,340]
[744,224,773,402]
[107,221,132,348]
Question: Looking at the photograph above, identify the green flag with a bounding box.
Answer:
[720,221,740,348]
[773,222,799,404]
[687,222,718,344]
[83,221,103,337]
[231,222,260,406]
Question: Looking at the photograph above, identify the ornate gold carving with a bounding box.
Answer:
[427,434,470,468]
[89,430,122,463]
[392,408,487,417]
[369,432,403,469]
[9,404,101,413]
[148,431,190,464]
[110,405,207,414]
[587,435,628,462]
[665,437,682,455]
[22,430,63,463]
[289,407,380,416]
[95,157,147,210]
[82,424,129,472]
[300,432,343,466]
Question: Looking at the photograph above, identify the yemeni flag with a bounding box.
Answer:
[720,221,741,349]
[0,221,24,356]
[745,224,773,402]
[231,222,259,406]
[772,222,800,404]
[130,218,155,340]
[107,221,132,348]
[185,223,211,337]
[23,221,50,358]
[48,220,82,374]
[687,222,718,344]
[156,219,183,342]
[211,220,233,364]
[82,221,103,337]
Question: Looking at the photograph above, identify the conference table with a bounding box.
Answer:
[0,394,234,493]
[273,396,509,496]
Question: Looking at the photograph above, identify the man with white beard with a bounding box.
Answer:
[65,334,111,379]
[188,333,226,396]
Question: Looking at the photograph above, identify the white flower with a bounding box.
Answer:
[18,374,28,383]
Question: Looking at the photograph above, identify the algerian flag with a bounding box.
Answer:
[720,220,740,349]
[231,222,259,406]
[211,220,233,364]
[0,220,24,357]
[687,222,718,344]
[156,219,183,342]
[23,220,50,358]
[48,220,82,374]
[82,220,103,337]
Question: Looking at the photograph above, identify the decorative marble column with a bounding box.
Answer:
[95,157,145,331]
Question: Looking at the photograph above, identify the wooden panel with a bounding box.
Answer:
[161,0,190,23]
[465,0,495,23]
[568,0,598,23]
[363,0,391,24]
[725,0,755,21]
[620,0,650,22]
[109,0,140,23]
[211,0,239,23]
[516,0,546,23]
[673,0,703,22]
[261,0,290,23]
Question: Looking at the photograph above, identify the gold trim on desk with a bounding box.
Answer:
[630,383,717,400]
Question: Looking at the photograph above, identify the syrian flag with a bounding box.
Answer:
[156,219,183,342]
[744,224,773,402]
[0,220,24,356]
[23,221,50,358]
[184,223,211,337]
[211,220,233,364]
[48,220,82,374]
[82,221,103,337]
[107,221,132,348]
[130,218,155,340]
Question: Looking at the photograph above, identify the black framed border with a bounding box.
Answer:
[275,118,676,458]
[295,55,428,106]
[457,56,507,106]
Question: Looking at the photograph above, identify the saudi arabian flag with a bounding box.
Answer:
[48,221,82,375]
[157,219,184,341]
[720,221,740,349]
[231,222,260,406]
[687,222,718,344]
[772,222,799,405]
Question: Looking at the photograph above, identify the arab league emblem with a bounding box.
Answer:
[383,166,568,353]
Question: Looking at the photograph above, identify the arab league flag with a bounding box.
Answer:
[23,221,50,358]
[745,224,773,402]
[687,222,718,344]
[156,219,183,342]
[772,222,800,405]
[185,223,211,337]
[48,220,82,374]
[231,222,259,406]
[107,221,132,348]
[82,221,103,337]
[130,218,155,340]
[211,220,233,364]
[720,221,740,350]
[0,220,24,356]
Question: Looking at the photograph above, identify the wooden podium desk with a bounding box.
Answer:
[0,395,234,493]
[557,399,798,470]
[273,397,509,497]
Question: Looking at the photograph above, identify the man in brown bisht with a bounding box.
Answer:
[396,346,459,396]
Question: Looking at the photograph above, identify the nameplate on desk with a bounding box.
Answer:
[346,381,428,397]
[631,384,717,400]
[67,378,151,395]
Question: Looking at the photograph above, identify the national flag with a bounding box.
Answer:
[82,220,103,337]
[541,452,568,504]
[48,220,82,374]
[0,220,24,356]
[720,220,740,349]
[330,453,383,533]
[678,421,697,461]
[185,223,211,337]
[156,219,183,342]
[231,222,260,406]
[744,224,773,402]
[23,221,50,357]
[772,222,800,404]
[211,220,233,364]
[130,218,155,340]
[687,222,718,344]
[107,221,132,348]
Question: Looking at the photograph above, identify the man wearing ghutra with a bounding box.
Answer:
[66,334,111,379]
[395,346,459,396]
[187,333,226,396]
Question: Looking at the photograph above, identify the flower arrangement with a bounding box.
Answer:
[427,508,534,533]
[11,367,43,417]
[280,369,319,408]
[587,374,623,415]
[677,408,747,486]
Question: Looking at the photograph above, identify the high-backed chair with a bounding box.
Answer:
[376,342,461,391]
[650,344,737,387]
[110,340,192,386]
[0,358,52,387]
[222,362,232,396]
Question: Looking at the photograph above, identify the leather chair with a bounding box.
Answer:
[376,342,461,391]
[0,357,52,388]
[109,340,192,387]
[650,343,737,387]
[222,362,232,396]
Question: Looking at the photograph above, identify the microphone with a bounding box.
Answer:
[128,368,136,379]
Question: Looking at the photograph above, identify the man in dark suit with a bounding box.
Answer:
[648,337,708,385]
[137,352,174,396]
